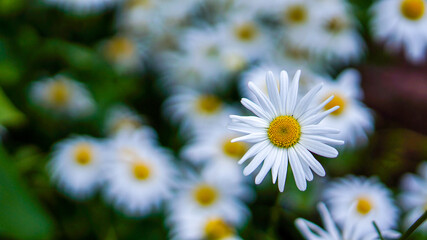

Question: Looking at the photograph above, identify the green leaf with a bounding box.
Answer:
[0,87,25,126]
[0,147,54,239]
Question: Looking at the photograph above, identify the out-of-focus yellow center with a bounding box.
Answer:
[356,197,373,215]
[133,162,151,180]
[105,37,135,60]
[285,5,308,24]
[126,0,151,9]
[268,116,301,148]
[194,184,218,206]
[112,118,141,133]
[222,138,248,159]
[204,218,233,240]
[325,17,347,33]
[324,93,347,116]
[74,143,93,165]
[400,0,425,20]
[48,81,70,106]
[234,22,259,42]
[196,95,222,114]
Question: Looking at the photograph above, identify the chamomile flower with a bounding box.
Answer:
[229,70,343,192]
[49,136,105,200]
[170,213,242,240]
[44,0,120,14]
[399,161,427,232]
[295,202,401,240]
[323,176,399,231]
[306,1,364,63]
[371,0,427,62]
[103,131,176,216]
[116,0,161,35]
[168,165,251,227]
[30,75,95,118]
[100,35,143,74]
[164,87,234,136]
[316,69,374,147]
[219,11,271,63]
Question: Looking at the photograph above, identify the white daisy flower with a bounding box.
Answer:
[316,69,374,148]
[371,0,427,62]
[323,176,399,231]
[306,1,364,63]
[116,0,162,35]
[168,164,251,228]
[295,202,401,240]
[49,136,105,200]
[100,35,143,74]
[229,69,343,192]
[160,27,230,89]
[104,105,143,135]
[399,161,427,232]
[103,131,176,216]
[218,11,271,63]
[30,75,95,118]
[163,87,234,137]
[170,213,242,240]
[44,0,120,14]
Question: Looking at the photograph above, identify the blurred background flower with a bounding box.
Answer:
[0,0,426,239]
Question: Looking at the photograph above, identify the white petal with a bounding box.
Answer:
[294,144,325,176]
[266,71,281,114]
[300,106,339,126]
[243,144,273,176]
[302,135,344,146]
[288,147,307,191]
[294,83,323,119]
[272,149,285,184]
[299,95,334,121]
[279,70,289,114]
[301,125,340,135]
[278,152,288,192]
[301,160,313,181]
[241,98,270,120]
[255,147,277,184]
[248,82,277,117]
[238,140,269,164]
[300,138,339,158]
[231,132,267,143]
[317,203,341,240]
[286,70,301,115]
[229,115,269,128]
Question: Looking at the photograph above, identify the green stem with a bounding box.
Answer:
[399,210,427,240]
[372,221,385,240]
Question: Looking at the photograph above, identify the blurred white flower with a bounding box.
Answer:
[323,176,399,231]
[316,69,374,148]
[100,35,143,74]
[371,0,427,62]
[170,213,242,240]
[399,161,427,232]
[44,0,120,14]
[229,70,343,192]
[103,131,176,216]
[295,202,401,240]
[163,87,235,137]
[168,164,251,228]
[49,136,105,200]
[104,105,143,135]
[30,75,95,118]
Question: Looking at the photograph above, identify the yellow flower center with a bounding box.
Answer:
[111,118,141,133]
[234,22,259,42]
[48,81,70,106]
[268,116,301,148]
[284,5,308,24]
[222,139,248,159]
[204,218,233,240]
[132,162,151,180]
[105,37,135,61]
[356,197,373,215]
[126,0,151,9]
[324,17,347,33]
[193,184,218,207]
[400,0,425,20]
[323,93,347,116]
[196,95,222,114]
[73,143,93,165]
